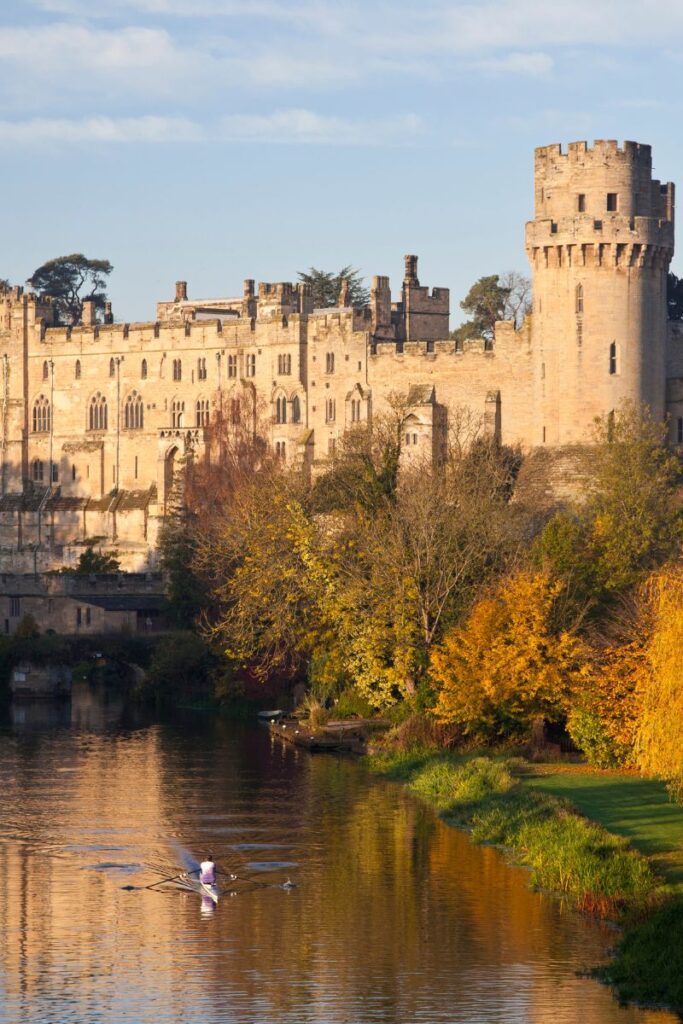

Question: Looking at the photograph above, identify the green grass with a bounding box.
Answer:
[593,897,683,1013]
[524,769,683,892]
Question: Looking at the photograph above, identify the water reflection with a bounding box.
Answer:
[0,695,676,1024]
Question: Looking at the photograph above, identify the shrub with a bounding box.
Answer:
[566,707,628,769]
[139,632,211,704]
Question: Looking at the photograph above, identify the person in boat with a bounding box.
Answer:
[198,855,216,885]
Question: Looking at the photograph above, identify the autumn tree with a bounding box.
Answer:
[431,571,587,739]
[27,253,113,325]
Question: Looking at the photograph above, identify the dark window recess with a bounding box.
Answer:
[577,194,586,213]
[678,417,683,444]
[607,193,618,212]
[609,341,617,375]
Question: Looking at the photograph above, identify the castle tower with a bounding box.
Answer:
[526,140,674,445]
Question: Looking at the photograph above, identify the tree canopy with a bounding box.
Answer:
[27,254,113,326]
[452,272,531,346]
[297,266,370,309]
[667,272,683,321]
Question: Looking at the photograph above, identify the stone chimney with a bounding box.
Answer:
[338,278,351,307]
[103,301,113,324]
[81,300,96,326]
[175,280,188,302]
[403,254,419,286]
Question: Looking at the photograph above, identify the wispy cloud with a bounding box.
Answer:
[0,110,423,146]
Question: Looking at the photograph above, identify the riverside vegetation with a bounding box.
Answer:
[158,397,683,1013]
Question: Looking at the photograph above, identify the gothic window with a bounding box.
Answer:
[228,354,237,378]
[575,283,584,315]
[173,359,182,382]
[275,395,287,424]
[31,458,44,482]
[32,396,51,433]
[171,399,184,428]
[246,353,256,378]
[325,398,336,423]
[88,393,108,431]
[196,398,210,427]
[609,341,618,375]
[350,398,361,423]
[325,352,335,373]
[278,353,292,375]
[230,398,240,425]
[197,357,207,381]
[141,358,148,380]
[275,441,286,459]
[109,358,115,378]
[291,395,301,424]
[42,360,49,381]
[124,391,144,430]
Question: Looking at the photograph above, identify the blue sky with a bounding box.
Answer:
[2,0,683,322]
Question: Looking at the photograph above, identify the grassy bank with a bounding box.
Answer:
[366,749,683,1014]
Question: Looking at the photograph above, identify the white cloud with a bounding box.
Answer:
[472,52,554,76]
[0,110,423,146]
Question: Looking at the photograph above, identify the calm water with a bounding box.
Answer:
[0,686,676,1024]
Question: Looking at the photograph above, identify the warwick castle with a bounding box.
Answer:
[1,139,682,589]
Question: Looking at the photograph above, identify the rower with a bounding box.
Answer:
[199,855,216,885]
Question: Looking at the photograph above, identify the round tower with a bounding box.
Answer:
[525,139,674,445]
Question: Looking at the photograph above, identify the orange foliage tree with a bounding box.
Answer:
[431,571,587,739]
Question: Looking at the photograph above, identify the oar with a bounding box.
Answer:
[145,870,189,891]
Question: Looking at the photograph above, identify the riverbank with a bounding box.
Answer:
[366,749,683,1014]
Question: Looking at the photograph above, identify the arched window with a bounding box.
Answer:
[275,395,287,424]
[575,284,584,315]
[42,360,49,381]
[109,358,115,378]
[350,398,361,423]
[88,393,108,431]
[196,399,209,427]
[173,359,182,382]
[75,359,81,380]
[171,399,184,428]
[32,396,51,433]
[141,358,148,380]
[291,395,301,424]
[609,341,617,375]
[31,458,44,482]
[124,391,144,430]
[325,398,336,423]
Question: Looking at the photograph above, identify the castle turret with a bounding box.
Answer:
[526,140,674,444]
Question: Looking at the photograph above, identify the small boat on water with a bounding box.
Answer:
[257,709,285,721]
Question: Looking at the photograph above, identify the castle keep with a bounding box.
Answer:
[0,139,682,584]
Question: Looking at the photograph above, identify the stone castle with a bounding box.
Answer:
[1,138,682,579]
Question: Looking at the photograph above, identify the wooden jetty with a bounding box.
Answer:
[268,718,386,753]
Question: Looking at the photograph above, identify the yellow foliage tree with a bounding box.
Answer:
[636,566,683,795]
[431,571,587,738]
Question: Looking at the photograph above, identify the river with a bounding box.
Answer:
[0,685,676,1024]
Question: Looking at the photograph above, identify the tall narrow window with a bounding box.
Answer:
[196,399,210,427]
[678,417,683,444]
[42,360,49,381]
[31,458,44,482]
[275,441,286,459]
[173,359,182,382]
[275,396,287,424]
[575,283,584,315]
[291,395,301,423]
[109,358,115,378]
[325,398,336,423]
[325,352,335,373]
[171,399,184,428]
[609,341,617,375]
[124,391,144,430]
[32,396,51,433]
[88,393,108,431]
[227,354,237,378]
[72,464,76,481]
[197,357,207,381]
[577,193,586,213]
[75,360,81,380]
[246,353,256,378]
[607,193,618,212]
[51,462,58,483]
[141,358,148,379]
